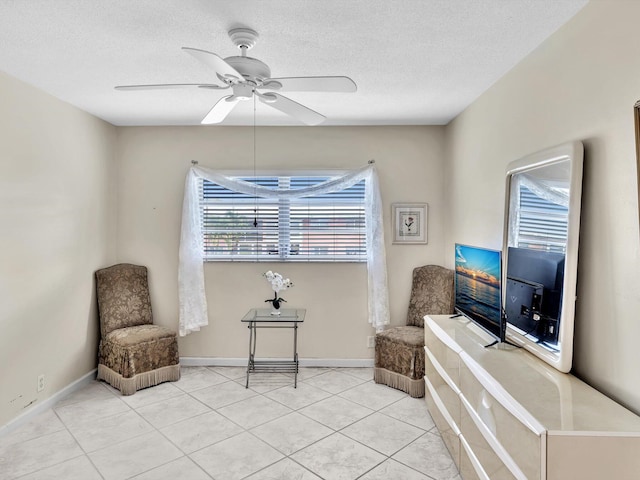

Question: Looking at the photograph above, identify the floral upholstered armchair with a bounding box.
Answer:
[374,265,454,397]
[95,263,180,395]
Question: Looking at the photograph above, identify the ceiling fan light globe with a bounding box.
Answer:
[232,83,254,100]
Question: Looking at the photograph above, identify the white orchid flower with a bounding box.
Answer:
[263,271,293,292]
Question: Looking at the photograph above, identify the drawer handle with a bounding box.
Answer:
[478,390,497,436]
[460,351,545,435]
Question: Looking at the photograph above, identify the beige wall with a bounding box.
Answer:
[0,72,117,426]
[445,1,640,413]
[6,0,639,428]
[115,126,446,359]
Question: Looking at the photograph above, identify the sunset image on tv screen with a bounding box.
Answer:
[455,244,501,325]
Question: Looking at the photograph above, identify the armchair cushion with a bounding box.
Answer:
[99,325,179,380]
[105,324,177,346]
[375,326,425,380]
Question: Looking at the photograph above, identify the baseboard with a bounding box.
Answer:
[0,369,97,438]
[180,357,374,368]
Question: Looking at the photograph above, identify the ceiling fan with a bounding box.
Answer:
[115,28,357,125]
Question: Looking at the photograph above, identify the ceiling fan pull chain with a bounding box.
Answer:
[253,94,258,229]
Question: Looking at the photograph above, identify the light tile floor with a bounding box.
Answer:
[0,367,461,480]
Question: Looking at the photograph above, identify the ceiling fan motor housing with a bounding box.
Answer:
[224,56,271,84]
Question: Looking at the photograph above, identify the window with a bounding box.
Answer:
[516,185,568,253]
[200,175,367,262]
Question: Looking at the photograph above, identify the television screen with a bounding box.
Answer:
[454,244,504,342]
[506,247,565,345]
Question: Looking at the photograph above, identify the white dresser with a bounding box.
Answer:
[424,314,640,480]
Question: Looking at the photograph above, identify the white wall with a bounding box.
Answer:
[445,1,640,413]
[115,125,446,360]
[0,72,117,426]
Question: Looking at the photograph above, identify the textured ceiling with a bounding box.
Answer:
[0,0,587,126]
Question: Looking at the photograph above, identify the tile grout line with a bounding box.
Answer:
[187,369,374,478]
[170,368,439,479]
[3,367,457,480]
[21,410,106,480]
[235,370,416,479]
[52,386,123,480]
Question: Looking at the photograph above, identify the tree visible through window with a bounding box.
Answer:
[200,175,367,261]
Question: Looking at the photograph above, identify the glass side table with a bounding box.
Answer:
[241,308,306,388]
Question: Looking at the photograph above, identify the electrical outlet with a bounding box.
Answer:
[367,336,375,348]
[37,374,45,392]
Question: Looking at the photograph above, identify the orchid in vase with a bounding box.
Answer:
[264,271,293,315]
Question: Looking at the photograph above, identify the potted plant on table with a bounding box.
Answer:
[263,271,293,315]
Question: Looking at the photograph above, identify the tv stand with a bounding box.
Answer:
[482,339,498,348]
[424,314,640,480]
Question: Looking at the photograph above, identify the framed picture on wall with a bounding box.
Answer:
[392,203,428,244]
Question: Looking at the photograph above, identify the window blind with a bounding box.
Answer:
[517,186,568,253]
[200,176,367,262]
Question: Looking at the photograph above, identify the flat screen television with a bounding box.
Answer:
[505,247,565,345]
[454,244,504,343]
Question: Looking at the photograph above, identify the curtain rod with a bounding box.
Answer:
[191,159,374,167]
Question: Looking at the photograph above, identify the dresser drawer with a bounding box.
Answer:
[423,315,640,480]
[424,375,460,466]
[460,434,489,480]
[460,395,520,480]
[459,352,543,480]
[425,316,462,389]
[424,347,460,426]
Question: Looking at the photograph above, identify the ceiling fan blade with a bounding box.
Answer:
[201,95,240,124]
[115,83,224,91]
[182,47,243,82]
[264,76,357,93]
[259,93,325,125]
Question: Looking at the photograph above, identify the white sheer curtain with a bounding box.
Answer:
[519,173,569,208]
[178,164,389,336]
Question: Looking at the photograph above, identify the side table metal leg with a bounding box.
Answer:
[293,323,298,388]
[246,322,255,388]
